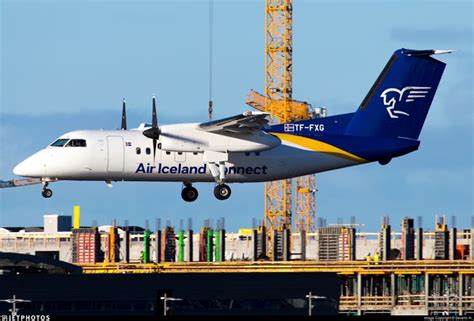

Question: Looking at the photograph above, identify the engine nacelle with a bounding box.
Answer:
[158,123,281,153]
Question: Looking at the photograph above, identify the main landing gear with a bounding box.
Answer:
[180,182,232,202]
[206,158,231,201]
[214,184,231,201]
[41,182,53,198]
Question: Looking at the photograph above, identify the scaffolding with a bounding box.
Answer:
[79,260,474,315]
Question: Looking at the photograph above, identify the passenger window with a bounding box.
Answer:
[178,152,183,155]
[136,147,141,155]
[65,139,87,147]
[245,152,250,156]
[166,151,171,155]
[255,152,260,156]
[146,148,151,155]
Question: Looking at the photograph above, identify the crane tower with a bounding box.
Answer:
[246,0,319,254]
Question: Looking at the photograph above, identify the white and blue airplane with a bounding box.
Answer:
[2,48,450,201]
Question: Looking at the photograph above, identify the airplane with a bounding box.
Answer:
[3,48,450,201]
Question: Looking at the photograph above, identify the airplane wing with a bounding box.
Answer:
[0,178,43,188]
[198,111,271,134]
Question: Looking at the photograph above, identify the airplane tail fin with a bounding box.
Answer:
[345,49,449,140]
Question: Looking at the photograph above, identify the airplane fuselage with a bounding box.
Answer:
[15,125,358,184]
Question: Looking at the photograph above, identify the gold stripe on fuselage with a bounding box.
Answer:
[271,132,366,163]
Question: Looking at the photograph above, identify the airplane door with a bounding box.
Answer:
[107,136,124,172]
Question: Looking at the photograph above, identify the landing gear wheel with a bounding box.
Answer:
[181,186,198,202]
[42,188,53,198]
[214,184,231,200]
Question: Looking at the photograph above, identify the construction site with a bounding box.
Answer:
[1,0,472,318]
[1,207,473,316]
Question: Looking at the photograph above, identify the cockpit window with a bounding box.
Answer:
[65,139,87,147]
[50,139,70,147]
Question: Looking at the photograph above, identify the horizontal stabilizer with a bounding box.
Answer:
[402,49,454,57]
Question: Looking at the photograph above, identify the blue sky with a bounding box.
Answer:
[1,0,472,232]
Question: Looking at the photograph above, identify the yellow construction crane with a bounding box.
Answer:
[246,89,318,237]
[246,0,319,254]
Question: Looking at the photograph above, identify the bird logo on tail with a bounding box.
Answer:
[381,86,431,119]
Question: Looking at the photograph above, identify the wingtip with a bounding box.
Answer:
[243,111,270,116]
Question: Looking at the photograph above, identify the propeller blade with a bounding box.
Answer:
[153,138,157,162]
[121,98,127,130]
[142,94,161,163]
[143,95,161,139]
[152,95,158,128]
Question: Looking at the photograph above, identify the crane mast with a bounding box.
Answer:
[264,0,294,252]
[246,0,317,255]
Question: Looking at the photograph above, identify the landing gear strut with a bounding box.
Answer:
[203,151,232,201]
[41,182,53,198]
[181,183,198,202]
[214,184,231,200]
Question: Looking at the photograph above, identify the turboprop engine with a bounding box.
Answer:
[158,123,281,153]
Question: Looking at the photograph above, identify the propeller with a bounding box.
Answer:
[121,98,127,130]
[142,95,161,161]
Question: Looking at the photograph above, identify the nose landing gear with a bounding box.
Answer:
[214,184,231,200]
[181,183,198,202]
[42,189,53,198]
[41,182,53,198]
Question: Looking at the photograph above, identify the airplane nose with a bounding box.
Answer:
[13,161,27,176]
[13,153,47,177]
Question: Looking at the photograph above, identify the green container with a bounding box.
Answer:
[207,229,213,262]
[214,230,220,262]
[178,230,185,262]
[143,229,150,263]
